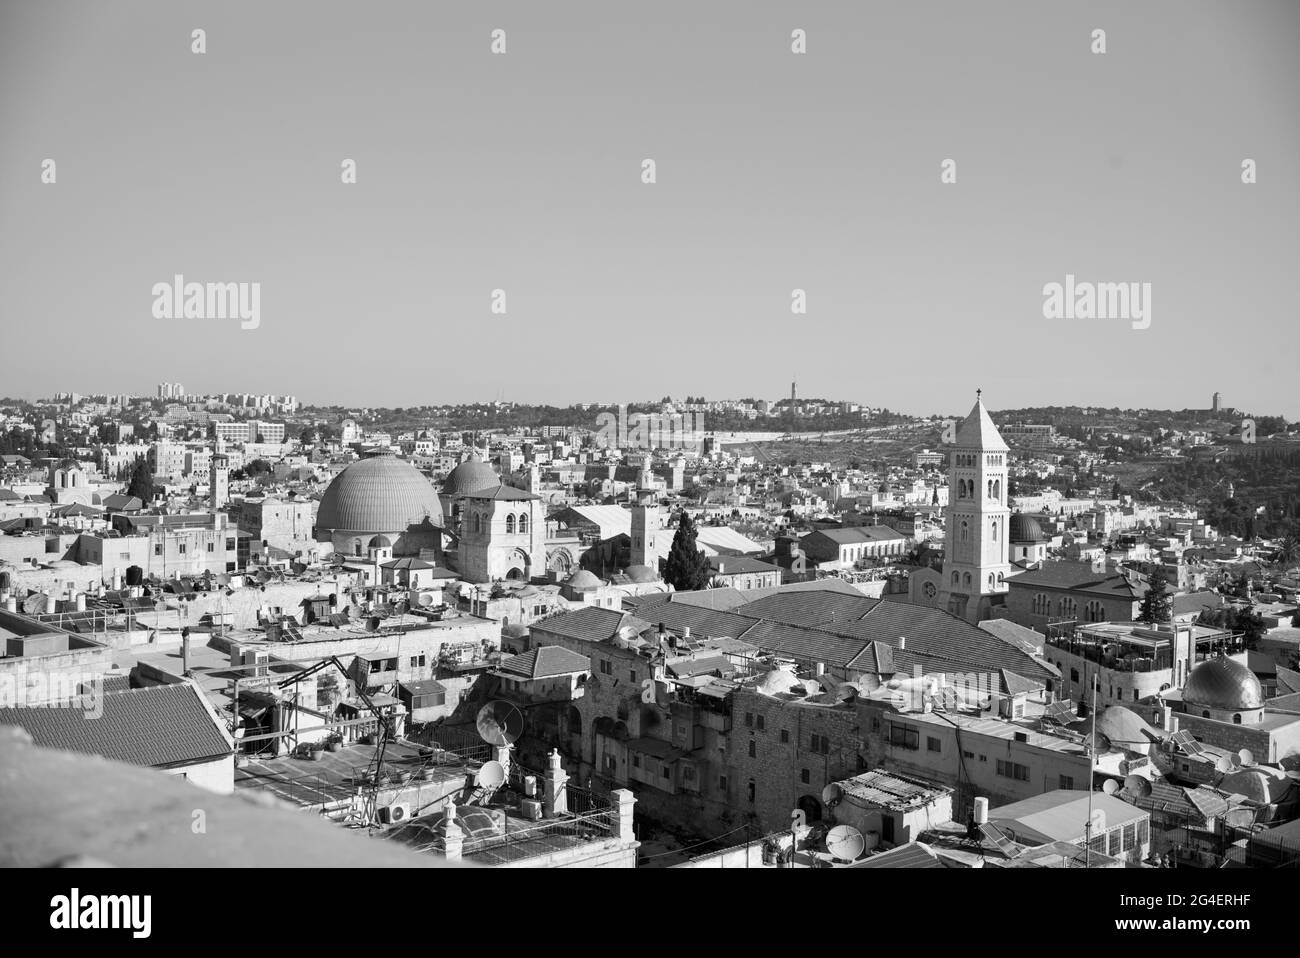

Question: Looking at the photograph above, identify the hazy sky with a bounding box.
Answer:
[2,1,1297,418]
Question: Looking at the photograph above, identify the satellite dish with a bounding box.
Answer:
[822,783,844,807]
[365,616,381,632]
[1102,779,1119,795]
[476,700,524,746]
[1214,755,1234,774]
[825,825,865,862]
[835,682,859,704]
[1229,752,1242,768]
[1124,775,1152,799]
[475,760,506,789]
[1238,748,1255,767]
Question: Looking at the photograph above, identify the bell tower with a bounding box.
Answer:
[940,390,1011,623]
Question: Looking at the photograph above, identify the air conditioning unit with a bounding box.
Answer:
[379,803,410,824]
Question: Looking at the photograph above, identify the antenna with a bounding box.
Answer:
[825,825,865,863]
[475,700,524,746]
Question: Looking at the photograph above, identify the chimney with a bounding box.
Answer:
[181,628,191,676]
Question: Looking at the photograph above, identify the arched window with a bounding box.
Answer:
[952,572,959,586]
[963,573,971,588]
[987,479,993,499]
[988,574,995,590]
[992,519,998,541]
[518,513,528,534]
[506,514,515,534]
[994,479,1001,499]
[1233,713,1242,725]
[353,539,362,556]
[960,520,969,542]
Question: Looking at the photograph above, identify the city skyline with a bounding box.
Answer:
[3,1,1299,418]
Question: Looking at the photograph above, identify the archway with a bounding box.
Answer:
[798,794,823,823]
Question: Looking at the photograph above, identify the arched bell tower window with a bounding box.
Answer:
[506,514,515,534]
[518,513,528,534]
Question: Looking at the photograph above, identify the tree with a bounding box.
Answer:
[663,513,711,592]
[1276,535,1300,567]
[1112,481,1123,500]
[1137,569,1172,625]
[126,458,154,503]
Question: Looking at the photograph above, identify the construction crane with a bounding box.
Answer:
[277,655,394,825]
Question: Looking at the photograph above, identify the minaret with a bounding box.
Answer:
[631,502,658,568]
[210,452,230,512]
[940,389,1011,623]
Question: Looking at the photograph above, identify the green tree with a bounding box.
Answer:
[663,513,711,592]
[126,458,154,503]
[1137,569,1172,625]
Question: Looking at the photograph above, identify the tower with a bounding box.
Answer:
[939,390,1011,623]
[1212,391,1221,414]
[631,503,658,568]
[210,453,230,512]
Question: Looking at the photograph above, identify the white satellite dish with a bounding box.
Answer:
[1238,748,1255,767]
[825,825,865,862]
[1214,755,1234,774]
[1102,779,1119,795]
[475,760,506,789]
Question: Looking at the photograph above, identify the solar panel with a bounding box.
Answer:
[1044,701,1076,723]
[979,823,1018,854]
[1170,730,1205,755]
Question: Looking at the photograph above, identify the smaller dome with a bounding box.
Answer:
[1183,656,1263,711]
[369,534,392,549]
[566,570,602,591]
[1010,513,1047,543]
[441,455,500,497]
[624,564,657,583]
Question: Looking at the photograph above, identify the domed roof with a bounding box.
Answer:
[566,570,602,591]
[624,564,657,583]
[316,448,442,534]
[441,455,500,497]
[1183,656,1263,711]
[368,534,392,548]
[1009,513,1047,543]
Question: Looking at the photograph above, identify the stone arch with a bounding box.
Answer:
[798,794,823,823]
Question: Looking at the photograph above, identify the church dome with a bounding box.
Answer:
[1183,656,1263,712]
[368,534,392,549]
[316,448,442,534]
[441,456,500,497]
[566,570,602,591]
[624,564,657,583]
[1009,513,1047,543]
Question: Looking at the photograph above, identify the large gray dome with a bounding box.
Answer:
[1183,656,1263,712]
[316,449,442,534]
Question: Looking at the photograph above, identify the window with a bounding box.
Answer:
[996,759,1030,781]
[154,544,163,556]
[747,781,756,803]
[889,724,920,750]
[662,765,670,779]
[780,729,789,743]
[629,670,637,684]
[207,542,214,552]
[632,753,641,768]
[756,715,765,731]
[1059,774,1074,790]
[1122,822,1137,852]
[518,514,528,534]
[506,515,515,534]
[962,750,975,760]
[226,537,235,550]
[718,775,728,792]
[800,768,810,784]
[599,659,612,675]
[1070,668,1079,683]
[744,712,753,727]
[747,741,756,758]
[926,736,941,753]
[178,543,186,554]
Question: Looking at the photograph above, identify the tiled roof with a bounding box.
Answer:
[804,526,907,545]
[498,645,591,679]
[0,682,229,769]
[1007,562,1141,599]
[530,606,640,644]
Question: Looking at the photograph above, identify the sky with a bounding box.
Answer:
[1,1,1298,418]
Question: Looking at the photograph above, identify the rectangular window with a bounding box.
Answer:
[962,750,975,760]
[207,542,214,552]
[756,715,765,731]
[747,741,756,758]
[926,736,941,753]
[745,712,753,728]
[1059,775,1074,790]
[632,754,641,768]
[178,543,186,554]
[801,768,810,784]
[780,729,789,743]
[154,544,163,556]
[889,724,920,750]
[599,659,612,675]
[629,670,637,684]
[662,766,670,779]
[718,776,728,792]
[226,537,235,550]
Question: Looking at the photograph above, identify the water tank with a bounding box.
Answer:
[125,565,143,586]
[973,796,989,825]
